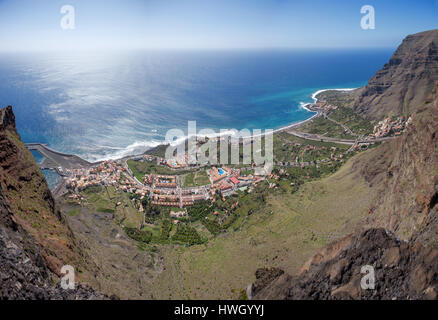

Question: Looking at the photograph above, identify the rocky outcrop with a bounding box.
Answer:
[0,106,108,300]
[0,182,111,299]
[0,106,15,131]
[250,268,285,298]
[0,105,82,275]
[0,224,111,300]
[252,228,438,300]
[354,29,438,120]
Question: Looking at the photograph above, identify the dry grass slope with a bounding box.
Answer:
[157,154,377,299]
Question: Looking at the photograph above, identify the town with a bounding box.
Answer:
[64,154,263,209]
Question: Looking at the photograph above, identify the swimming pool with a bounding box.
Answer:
[218,168,225,175]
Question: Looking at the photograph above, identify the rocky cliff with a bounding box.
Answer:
[356,82,438,238]
[354,29,438,120]
[0,105,107,299]
[253,140,438,299]
[252,228,438,300]
[252,31,438,300]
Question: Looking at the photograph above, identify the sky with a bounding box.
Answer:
[0,0,437,51]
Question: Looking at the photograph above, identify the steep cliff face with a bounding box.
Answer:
[356,82,438,238]
[252,228,438,300]
[253,83,438,301]
[0,105,109,299]
[0,106,80,274]
[0,190,108,299]
[253,32,438,300]
[354,29,438,120]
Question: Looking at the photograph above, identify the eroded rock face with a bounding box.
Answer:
[250,268,285,298]
[252,228,438,300]
[0,105,83,275]
[0,225,112,300]
[0,184,112,300]
[252,32,438,299]
[354,29,438,120]
[252,84,438,300]
[0,106,109,300]
[354,82,438,239]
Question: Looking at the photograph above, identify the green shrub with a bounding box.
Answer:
[160,219,172,240]
[97,207,115,213]
[125,227,152,243]
[202,218,222,236]
[171,224,205,245]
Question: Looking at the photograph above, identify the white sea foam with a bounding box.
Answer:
[299,102,313,112]
[299,88,356,112]
[89,140,163,162]
[86,88,359,162]
[87,129,239,162]
[311,88,357,102]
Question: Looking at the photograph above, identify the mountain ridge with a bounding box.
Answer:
[252,30,438,300]
[354,29,438,120]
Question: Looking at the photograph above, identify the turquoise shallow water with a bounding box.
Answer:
[0,49,393,162]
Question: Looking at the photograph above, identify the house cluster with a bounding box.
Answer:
[308,100,338,113]
[143,173,210,207]
[66,160,126,191]
[181,187,210,206]
[208,166,256,197]
[165,155,189,169]
[65,160,150,203]
[66,153,259,210]
[155,175,178,188]
[372,116,413,138]
[134,153,190,170]
[151,192,180,207]
[209,166,233,184]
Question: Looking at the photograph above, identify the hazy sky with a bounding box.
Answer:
[0,0,437,51]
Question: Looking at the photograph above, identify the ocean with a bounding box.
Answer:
[0,49,393,163]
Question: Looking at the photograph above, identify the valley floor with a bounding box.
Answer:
[61,149,377,299]
[164,152,376,299]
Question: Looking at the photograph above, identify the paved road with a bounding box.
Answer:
[121,158,144,187]
[284,128,396,145]
[325,115,356,136]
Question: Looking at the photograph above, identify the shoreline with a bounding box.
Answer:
[242,87,359,139]
[44,87,359,195]
[37,87,359,166]
[150,87,359,142]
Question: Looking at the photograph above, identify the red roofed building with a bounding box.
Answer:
[230,177,239,185]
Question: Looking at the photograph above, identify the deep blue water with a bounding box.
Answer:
[0,49,393,162]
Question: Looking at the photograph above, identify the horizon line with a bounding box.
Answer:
[0,46,396,54]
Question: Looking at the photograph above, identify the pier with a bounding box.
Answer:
[25,143,92,170]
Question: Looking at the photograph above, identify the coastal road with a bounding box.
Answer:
[284,129,397,145]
